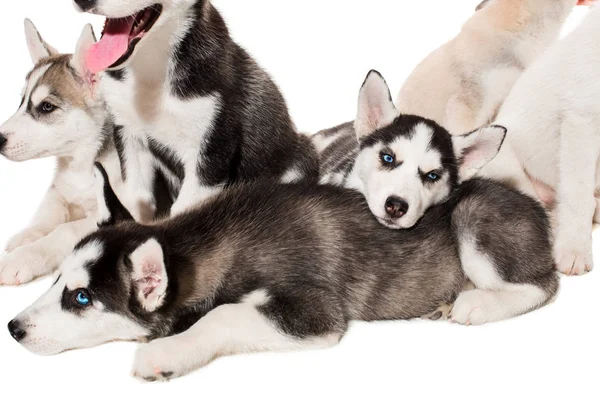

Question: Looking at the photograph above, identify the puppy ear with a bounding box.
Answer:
[24,19,58,64]
[94,163,134,227]
[71,24,96,80]
[452,125,507,182]
[130,239,168,313]
[355,70,397,139]
[476,0,492,11]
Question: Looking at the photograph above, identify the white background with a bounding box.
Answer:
[0,1,598,399]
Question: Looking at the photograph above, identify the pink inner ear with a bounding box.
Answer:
[461,146,482,169]
[137,262,163,299]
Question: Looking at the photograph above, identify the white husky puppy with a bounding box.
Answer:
[481,5,600,276]
[397,0,593,133]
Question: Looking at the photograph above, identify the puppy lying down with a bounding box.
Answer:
[8,164,558,381]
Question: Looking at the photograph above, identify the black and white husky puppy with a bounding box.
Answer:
[9,161,557,381]
[73,0,318,221]
[315,70,559,324]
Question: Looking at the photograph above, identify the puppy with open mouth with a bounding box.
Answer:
[72,0,319,222]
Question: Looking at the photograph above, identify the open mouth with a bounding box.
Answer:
[85,4,163,74]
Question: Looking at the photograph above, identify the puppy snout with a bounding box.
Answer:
[385,197,409,219]
[8,319,26,342]
[73,0,97,12]
[0,134,7,151]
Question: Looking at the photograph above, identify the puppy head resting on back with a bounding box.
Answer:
[7,164,173,355]
[353,70,506,230]
[0,20,103,162]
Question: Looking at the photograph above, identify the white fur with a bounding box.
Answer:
[481,5,600,275]
[94,0,225,220]
[14,254,149,356]
[350,72,505,230]
[24,18,57,64]
[280,166,304,184]
[451,237,551,326]
[349,125,451,229]
[131,289,341,381]
[0,23,126,285]
[396,0,582,134]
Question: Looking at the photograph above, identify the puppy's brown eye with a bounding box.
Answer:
[40,102,56,114]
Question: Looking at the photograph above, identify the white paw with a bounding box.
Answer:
[5,229,45,253]
[131,339,191,382]
[0,246,51,286]
[450,290,492,326]
[555,240,593,276]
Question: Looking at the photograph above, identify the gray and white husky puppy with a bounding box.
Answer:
[9,153,557,380]
[316,70,558,322]
[0,22,171,286]
[73,0,318,221]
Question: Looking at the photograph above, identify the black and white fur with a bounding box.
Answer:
[315,70,559,325]
[10,158,558,381]
[75,0,318,221]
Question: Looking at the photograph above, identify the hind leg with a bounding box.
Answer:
[131,290,344,381]
[553,117,597,276]
[451,238,557,326]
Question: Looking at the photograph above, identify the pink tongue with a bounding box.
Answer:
[85,19,134,74]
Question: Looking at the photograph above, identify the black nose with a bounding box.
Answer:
[8,320,26,342]
[0,134,6,151]
[73,0,97,12]
[385,197,409,219]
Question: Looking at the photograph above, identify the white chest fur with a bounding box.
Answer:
[101,74,221,160]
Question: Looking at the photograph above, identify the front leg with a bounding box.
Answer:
[170,158,225,216]
[170,181,224,216]
[131,291,342,381]
[554,116,597,276]
[0,217,97,285]
[5,186,69,253]
[121,133,157,223]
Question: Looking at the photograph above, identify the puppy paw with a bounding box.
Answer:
[555,242,593,276]
[450,290,492,326]
[132,339,188,382]
[0,246,50,286]
[5,229,45,253]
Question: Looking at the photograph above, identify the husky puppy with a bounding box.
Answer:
[9,161,557,380]
[317,69,558,317]
[396,0,592,133]
[0,21,171,286]
[73,0,318,221]
[319,71,505,229]
[481,5,600,276]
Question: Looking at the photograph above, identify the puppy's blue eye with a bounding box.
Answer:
[382,154,395,164]
[75,291,90,306]
[427,172,440,181]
